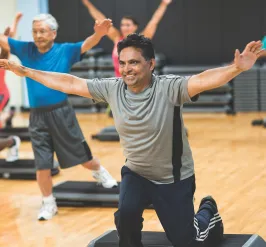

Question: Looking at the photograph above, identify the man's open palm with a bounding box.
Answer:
[0,59,27,77]
[234,41,263,71]
[94,19,113,37]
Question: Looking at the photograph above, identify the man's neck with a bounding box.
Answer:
[37,43,54,54]
[128,74,153,94]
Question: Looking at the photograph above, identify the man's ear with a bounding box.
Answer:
[150,58,156,71]
[53,30,57,40]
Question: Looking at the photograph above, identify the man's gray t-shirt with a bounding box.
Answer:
[87,75,196,183]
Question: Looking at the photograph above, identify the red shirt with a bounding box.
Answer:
[0,69,8,93]
[112,38,123,77]
[0,68,10,111]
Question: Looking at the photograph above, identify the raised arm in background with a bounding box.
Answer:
[81,0,121,42]
[141,0,172,39]
[81,18,113,53]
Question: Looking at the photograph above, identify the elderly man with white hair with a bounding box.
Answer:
[0,13,117,221]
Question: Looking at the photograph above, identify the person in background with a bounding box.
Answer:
[0,12,23,161]
[0,14,117,221]
[82,0,172,77]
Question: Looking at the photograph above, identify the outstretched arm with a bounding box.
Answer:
[81,19,113,53]
[0,59,92,98]
[188,41,263,98]
[141,0,172,39]
[81,0,121,42]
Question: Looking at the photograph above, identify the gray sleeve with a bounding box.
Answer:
[87,78,115,103]
[163,75,199,106]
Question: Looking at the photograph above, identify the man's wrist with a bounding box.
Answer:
[24,66,31,77]
[93,32,104,39]
[160,2,168,7]
[230,63,244,74]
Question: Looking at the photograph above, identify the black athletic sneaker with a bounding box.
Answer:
[251,119,263,126]
[198,196,224,246]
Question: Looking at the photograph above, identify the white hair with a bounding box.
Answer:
[33,14,59,31]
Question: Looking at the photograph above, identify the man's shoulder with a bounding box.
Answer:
[153,74,182,88]
[87,77,123,86]
[8,38,33,47]
[156,74,181,81]
[54,42,83,48]
[153,74,186,93]
[99,77,123,85]
[53,42,67,48]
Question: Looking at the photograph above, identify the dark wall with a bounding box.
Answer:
[49,0,265,65]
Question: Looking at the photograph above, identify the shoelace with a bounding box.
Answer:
[8,146,18,156]
[94,170,112,183]
[40,203,56,213]
[11,148,18,156]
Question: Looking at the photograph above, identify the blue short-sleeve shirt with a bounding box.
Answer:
[8,38,83,107]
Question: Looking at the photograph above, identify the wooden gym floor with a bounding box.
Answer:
[0,112,265,247]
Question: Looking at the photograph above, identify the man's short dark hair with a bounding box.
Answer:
[117,33,155,61]
[122,16,139,26]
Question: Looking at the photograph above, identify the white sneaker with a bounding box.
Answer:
[6,136,21,162]
[38,201,58,221]
[92,167,118,188]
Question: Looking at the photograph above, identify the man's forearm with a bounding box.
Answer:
[1,60,92,98]
[25,67,80,94]
[188,64,242,97]
[81,33,103,53]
